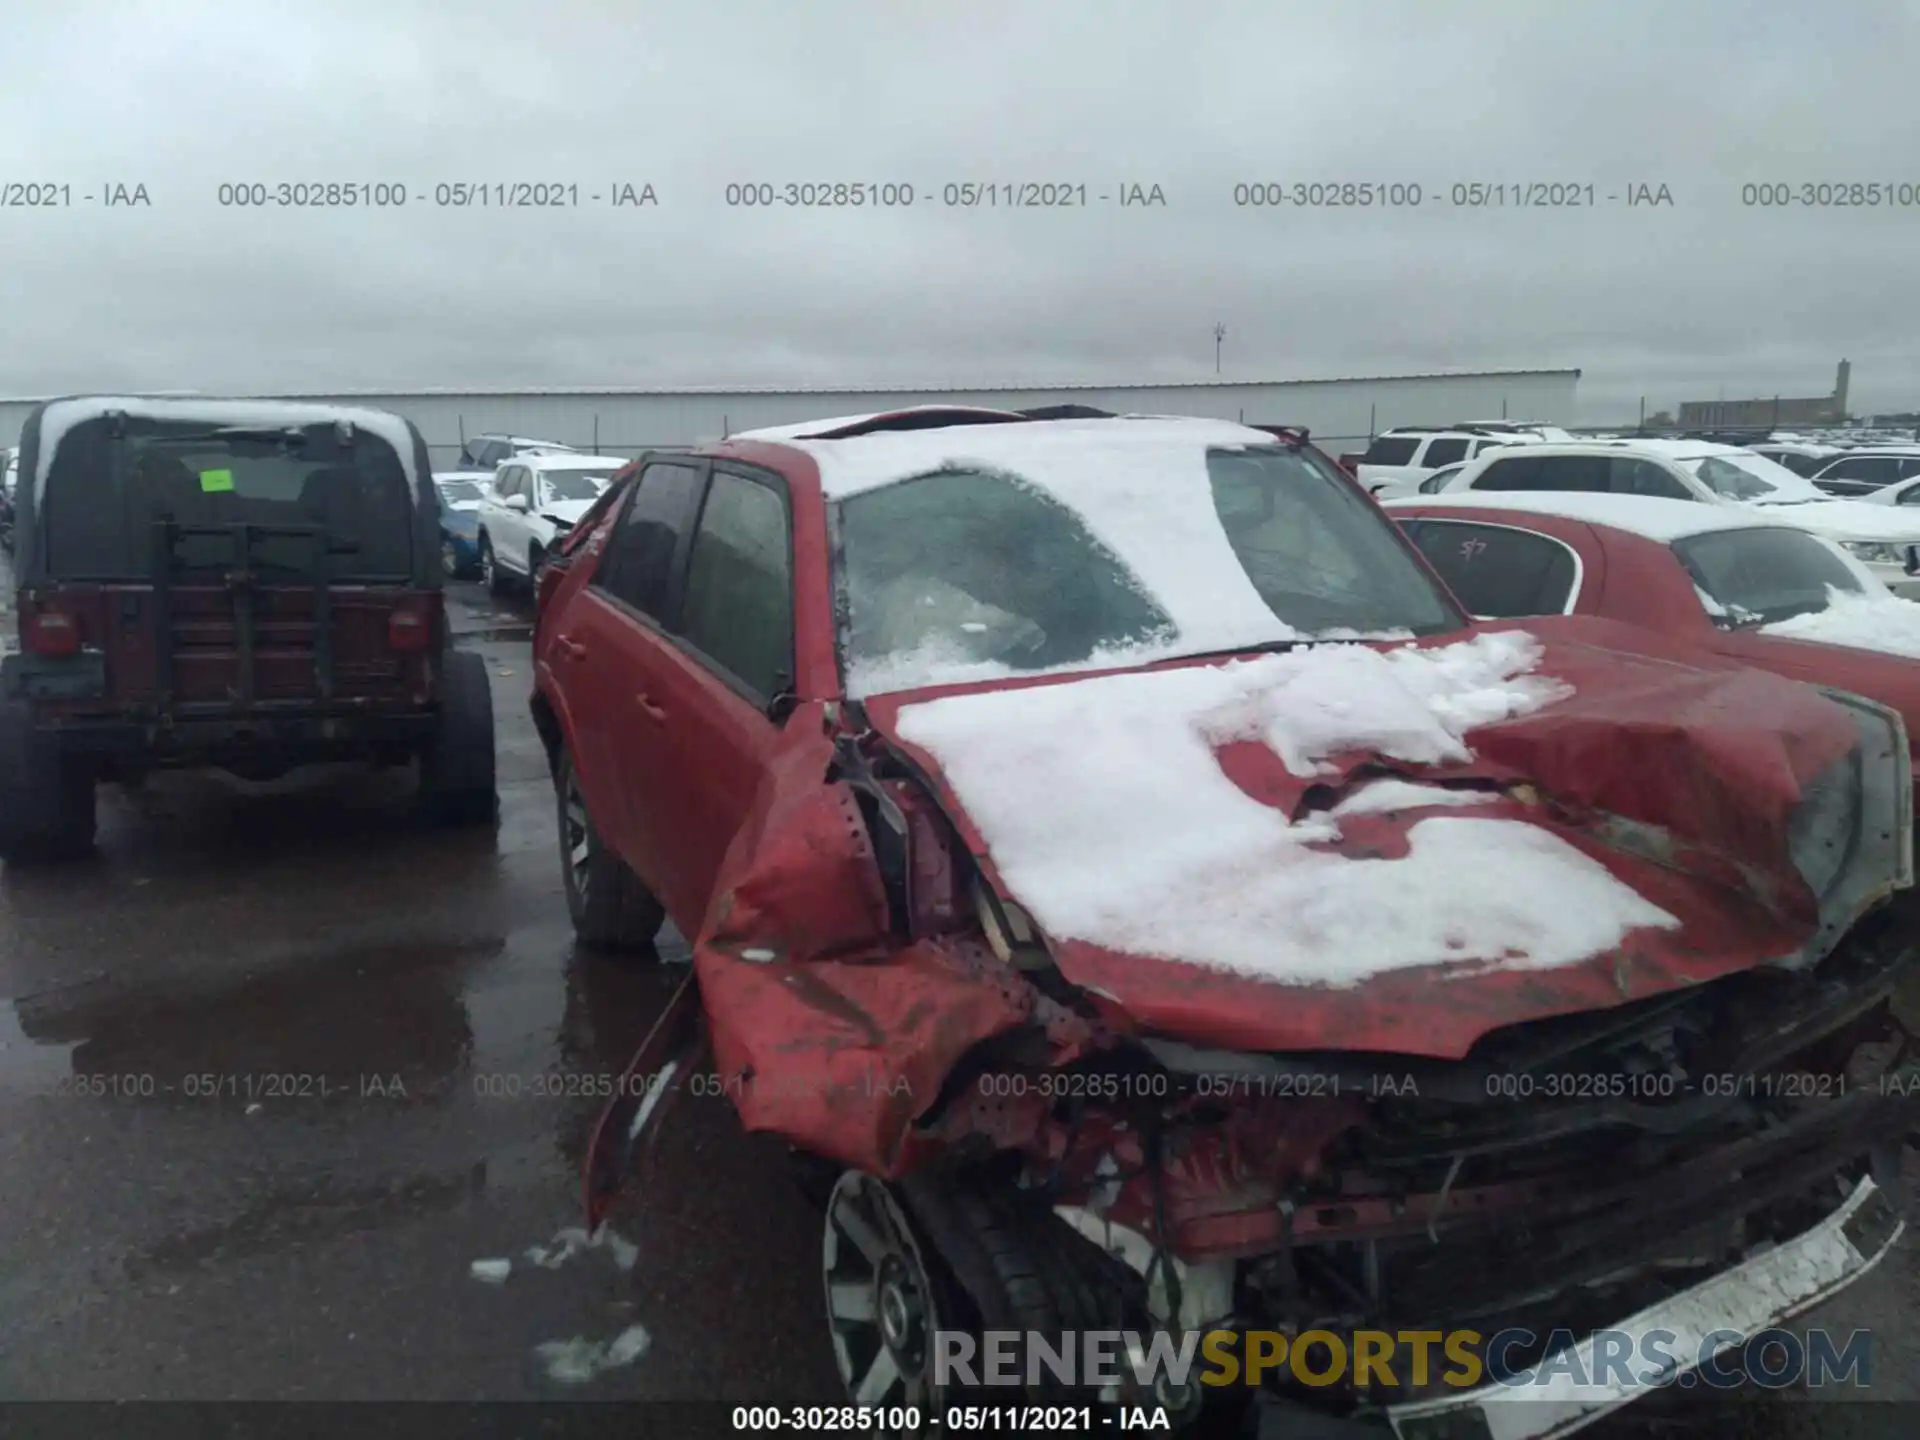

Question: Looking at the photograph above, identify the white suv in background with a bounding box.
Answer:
[1435,437,1920,596]
[1807,446,1920,498]
[1352,427,1543,497]
[477,452,628,592]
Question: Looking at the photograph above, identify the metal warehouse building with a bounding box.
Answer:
[0,368,1579,467]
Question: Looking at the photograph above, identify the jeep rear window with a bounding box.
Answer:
[40,418,414,580]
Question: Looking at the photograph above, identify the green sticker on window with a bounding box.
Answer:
[199,468,235,493]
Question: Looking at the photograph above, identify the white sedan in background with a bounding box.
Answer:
[476,452,628,592]
[1434,438,1920,597]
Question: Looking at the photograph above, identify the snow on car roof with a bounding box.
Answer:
[32,395,422,503]
[782,416,1318,665]
[1383,491,1781,542]
[893,629,1677,989]
[1762,588,1920,659]
[433,470,493,483]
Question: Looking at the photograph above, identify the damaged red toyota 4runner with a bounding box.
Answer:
[528,407,1920,1438]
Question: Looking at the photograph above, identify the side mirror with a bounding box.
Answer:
[505,494,531,513]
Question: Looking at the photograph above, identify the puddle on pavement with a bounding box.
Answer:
[0,998,81,1094]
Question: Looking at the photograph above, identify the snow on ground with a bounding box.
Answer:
[893,631,1678,988]
[533,1325,652,1383]
[1762,587,1920,658]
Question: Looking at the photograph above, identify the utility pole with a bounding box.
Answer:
[1214,323,1226,376]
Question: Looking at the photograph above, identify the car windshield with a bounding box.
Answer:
[540,469,614,501]
[1671,527,1866,627]
[436,479,484,506]
[1677,451,1823,504]
[834,445,1463,694]
[40,416,414,579]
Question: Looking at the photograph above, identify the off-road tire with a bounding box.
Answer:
[557,748,665,951]
[0,705,97,864]
[418,649,498,826]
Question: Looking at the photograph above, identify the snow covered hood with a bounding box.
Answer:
[864,623,1873,1056]
[30,395,427,502]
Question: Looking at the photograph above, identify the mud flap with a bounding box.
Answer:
[583,969,708,1233]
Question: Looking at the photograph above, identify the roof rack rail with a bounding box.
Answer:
[1016,404,1115,420]
[799,406,1033,439]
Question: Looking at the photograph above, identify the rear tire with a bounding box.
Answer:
[557,748,664,951]
[418,650,498,826]
[0,705,96,864]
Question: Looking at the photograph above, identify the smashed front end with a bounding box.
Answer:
[587,638,1920,1435]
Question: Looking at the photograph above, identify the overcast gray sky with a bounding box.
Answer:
[2,0,1916,421]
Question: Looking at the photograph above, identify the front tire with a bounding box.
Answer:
[557,748,664,951]
[479,533,508,595]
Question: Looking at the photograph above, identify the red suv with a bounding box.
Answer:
[532,408,1917,1435]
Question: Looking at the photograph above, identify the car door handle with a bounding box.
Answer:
[556,635,588,660]
[636,693,667,722]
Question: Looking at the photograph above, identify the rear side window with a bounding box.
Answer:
[40,417,414,580]
[1471,453,1696,499]
[1820,456,1901,484]
[1673,528,1863,626]
[1399,520,1579,617]
[1420,437,1469,467]
[592,461,703,621]
[678,471,794,700]
[1361,436,1421,466]
[1471,454,1602,491]
[1611,458,1692,499]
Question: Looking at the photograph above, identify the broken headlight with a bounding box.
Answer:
[1783,690,1914,966]
[1789,749,1862,903]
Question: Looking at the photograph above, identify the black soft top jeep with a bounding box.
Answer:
[0,396,497,862]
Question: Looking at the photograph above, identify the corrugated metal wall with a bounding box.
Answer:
[0,370,1578,466]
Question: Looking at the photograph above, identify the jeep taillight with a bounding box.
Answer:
[22,605,81,657]
[387,609,429,651]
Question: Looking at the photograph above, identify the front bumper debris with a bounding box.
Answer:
[1386,1174,1904,1440]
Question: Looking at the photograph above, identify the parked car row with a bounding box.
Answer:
[521,406,1919,1436]
[1412,434,1920,597]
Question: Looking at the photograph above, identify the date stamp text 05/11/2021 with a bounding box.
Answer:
[7,179,1920,210]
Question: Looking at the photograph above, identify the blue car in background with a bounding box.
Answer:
[434,471,491,579]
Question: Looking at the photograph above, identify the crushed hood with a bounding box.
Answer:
[864,622,1871,1059]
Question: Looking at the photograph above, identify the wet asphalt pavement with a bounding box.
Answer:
[0,565,1912,1435]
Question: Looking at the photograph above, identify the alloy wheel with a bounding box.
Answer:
[563,766,593,907]
[823,1172,947,1429]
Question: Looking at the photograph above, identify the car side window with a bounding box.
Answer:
[591,461,704,622]
[1898,483,1920,506]
[1826,457,1895,482]
[1398,520,1579,617]
[1609,458,1693,499]
[677,471,794,702]
[1899,457,1920,479]
[1473,454,1605,492]
[1420,437,1469,468]
[1361,436,1421,466]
